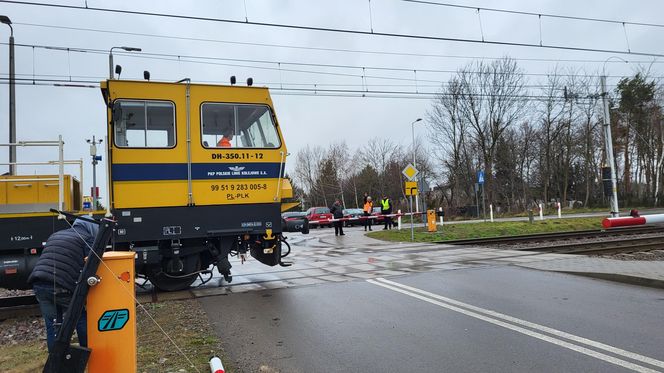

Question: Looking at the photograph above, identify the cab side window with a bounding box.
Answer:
[113,100,175,148]
[201,103,280,149]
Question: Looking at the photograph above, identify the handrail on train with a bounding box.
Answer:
[0,136,70,213]
[0,159,84,210]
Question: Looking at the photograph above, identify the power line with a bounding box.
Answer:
[5,42,656,87]
[399,0,664,29]
[15,22,664,65]
[3,1,664,58]
[0,73,632,90]
[0,77,604,102]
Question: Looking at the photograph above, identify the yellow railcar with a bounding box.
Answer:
[102,79,304,290]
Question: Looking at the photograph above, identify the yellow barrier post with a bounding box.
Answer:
[87,251,136,373]
[427,210,437,232]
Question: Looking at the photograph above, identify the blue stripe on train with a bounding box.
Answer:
[111,163,285,181]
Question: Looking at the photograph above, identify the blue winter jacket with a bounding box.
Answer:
[28,219,99,292]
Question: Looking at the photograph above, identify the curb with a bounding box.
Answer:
[553,270,664,290]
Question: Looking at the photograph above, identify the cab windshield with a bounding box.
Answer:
[201,103,281,149]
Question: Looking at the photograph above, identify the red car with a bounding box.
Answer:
[306,207,333,228]
[371,207,386,224]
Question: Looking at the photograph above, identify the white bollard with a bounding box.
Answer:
[490,204,494,222]
[439,207,444,226]
[557,202,561,218]
[210,356,225,373]
[539,203,544,220]
[397,209,402,230]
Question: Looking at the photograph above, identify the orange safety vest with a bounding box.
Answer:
[363,201,373,213]
[217,136,232,147]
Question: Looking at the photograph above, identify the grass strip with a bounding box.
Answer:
[368,217,603,242]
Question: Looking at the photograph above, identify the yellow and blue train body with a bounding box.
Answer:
[102,79,303,290]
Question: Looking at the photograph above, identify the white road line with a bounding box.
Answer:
[367,279,662,373]
[374,277,664,370]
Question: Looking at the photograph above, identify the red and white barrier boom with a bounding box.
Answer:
[307,212,423,226]
[601,212,664,228]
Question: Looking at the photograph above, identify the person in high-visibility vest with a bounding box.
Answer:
[217,127,234,147]
[363,196,373,231]
[380,195,393,230]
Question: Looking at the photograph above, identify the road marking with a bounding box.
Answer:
[367,278,663,373]
[373,277,664,370]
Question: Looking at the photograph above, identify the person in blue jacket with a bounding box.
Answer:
[28,218,99,351]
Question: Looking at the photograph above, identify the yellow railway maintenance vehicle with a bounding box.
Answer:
[103,78,306,290]
[0,78,306,292]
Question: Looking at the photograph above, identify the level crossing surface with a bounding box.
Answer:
[200,265,664,373]
[195,228,664,373]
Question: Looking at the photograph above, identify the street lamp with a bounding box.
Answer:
[1,15,15,175]
[600,56,627,217]
[109,46,142,79]
[411,118,422,211]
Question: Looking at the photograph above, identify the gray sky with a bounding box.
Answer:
[0,0,662,200]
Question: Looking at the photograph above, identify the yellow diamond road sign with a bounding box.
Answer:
[402,163,419,181]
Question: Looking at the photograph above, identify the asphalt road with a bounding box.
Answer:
[200,266,664,373]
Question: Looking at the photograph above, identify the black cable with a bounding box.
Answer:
[5,42,654,82]
[0,77,602,102]
[3,1,663,58]
[399,0,664,29]
[16,22,664,65]
[0,72,630,90]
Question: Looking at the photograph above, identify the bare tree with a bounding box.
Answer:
[456,57,528,205]
[573,72,602,207]
[428,77,472,210]
[359,138,399,194]
[293,145,325,206]
[535,69,567,204]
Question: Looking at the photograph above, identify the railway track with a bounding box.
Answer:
[439,225,664,246]
[439,224,664,257]
[0,294,39,319]
[522,235,664,255]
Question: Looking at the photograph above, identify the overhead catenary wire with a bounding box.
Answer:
[0,77,608,102]
[0,73,632,90]
[2,42,653,83]
[14,22,664,65]
[3,0,664,58]
[398,0,664,29]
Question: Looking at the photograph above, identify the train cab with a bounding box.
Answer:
[102,79,301,290]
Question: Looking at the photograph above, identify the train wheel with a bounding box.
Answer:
[147,254,201,291]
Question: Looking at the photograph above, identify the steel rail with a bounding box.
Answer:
[0,294,39,319]
[437,225,664,246]
[524,235,664,256]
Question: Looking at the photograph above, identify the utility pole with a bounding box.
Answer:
[1,16,16,175]
[87,136,103,209]
[600,75,619,217]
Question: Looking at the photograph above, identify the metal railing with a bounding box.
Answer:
[0,136,70,211]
